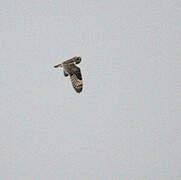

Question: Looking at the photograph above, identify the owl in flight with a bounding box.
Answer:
[54,56,83,93]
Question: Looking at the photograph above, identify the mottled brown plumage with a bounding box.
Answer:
[54,57,83,93]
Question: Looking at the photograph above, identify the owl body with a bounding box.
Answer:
[54,57,83,93]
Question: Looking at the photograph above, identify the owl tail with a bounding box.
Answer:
[54,63,62,68]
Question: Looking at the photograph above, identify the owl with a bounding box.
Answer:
[54,56,83,93]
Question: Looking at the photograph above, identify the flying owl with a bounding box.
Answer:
[54,56,83,93]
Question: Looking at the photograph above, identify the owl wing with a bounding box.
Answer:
[69,66,83,93]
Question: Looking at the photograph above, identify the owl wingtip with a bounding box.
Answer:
[54,63,62,68]
[75,87,83,93]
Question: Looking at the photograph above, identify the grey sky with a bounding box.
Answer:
[1,0,181,179]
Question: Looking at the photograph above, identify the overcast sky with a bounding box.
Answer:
[1,0,181,179]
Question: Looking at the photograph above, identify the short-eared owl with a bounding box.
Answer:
[54,57,83,93]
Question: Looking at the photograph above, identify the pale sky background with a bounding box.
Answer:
[1,0,181,179]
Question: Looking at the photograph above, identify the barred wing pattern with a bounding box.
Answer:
[65,62,83,93]
[70,74,83,93]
